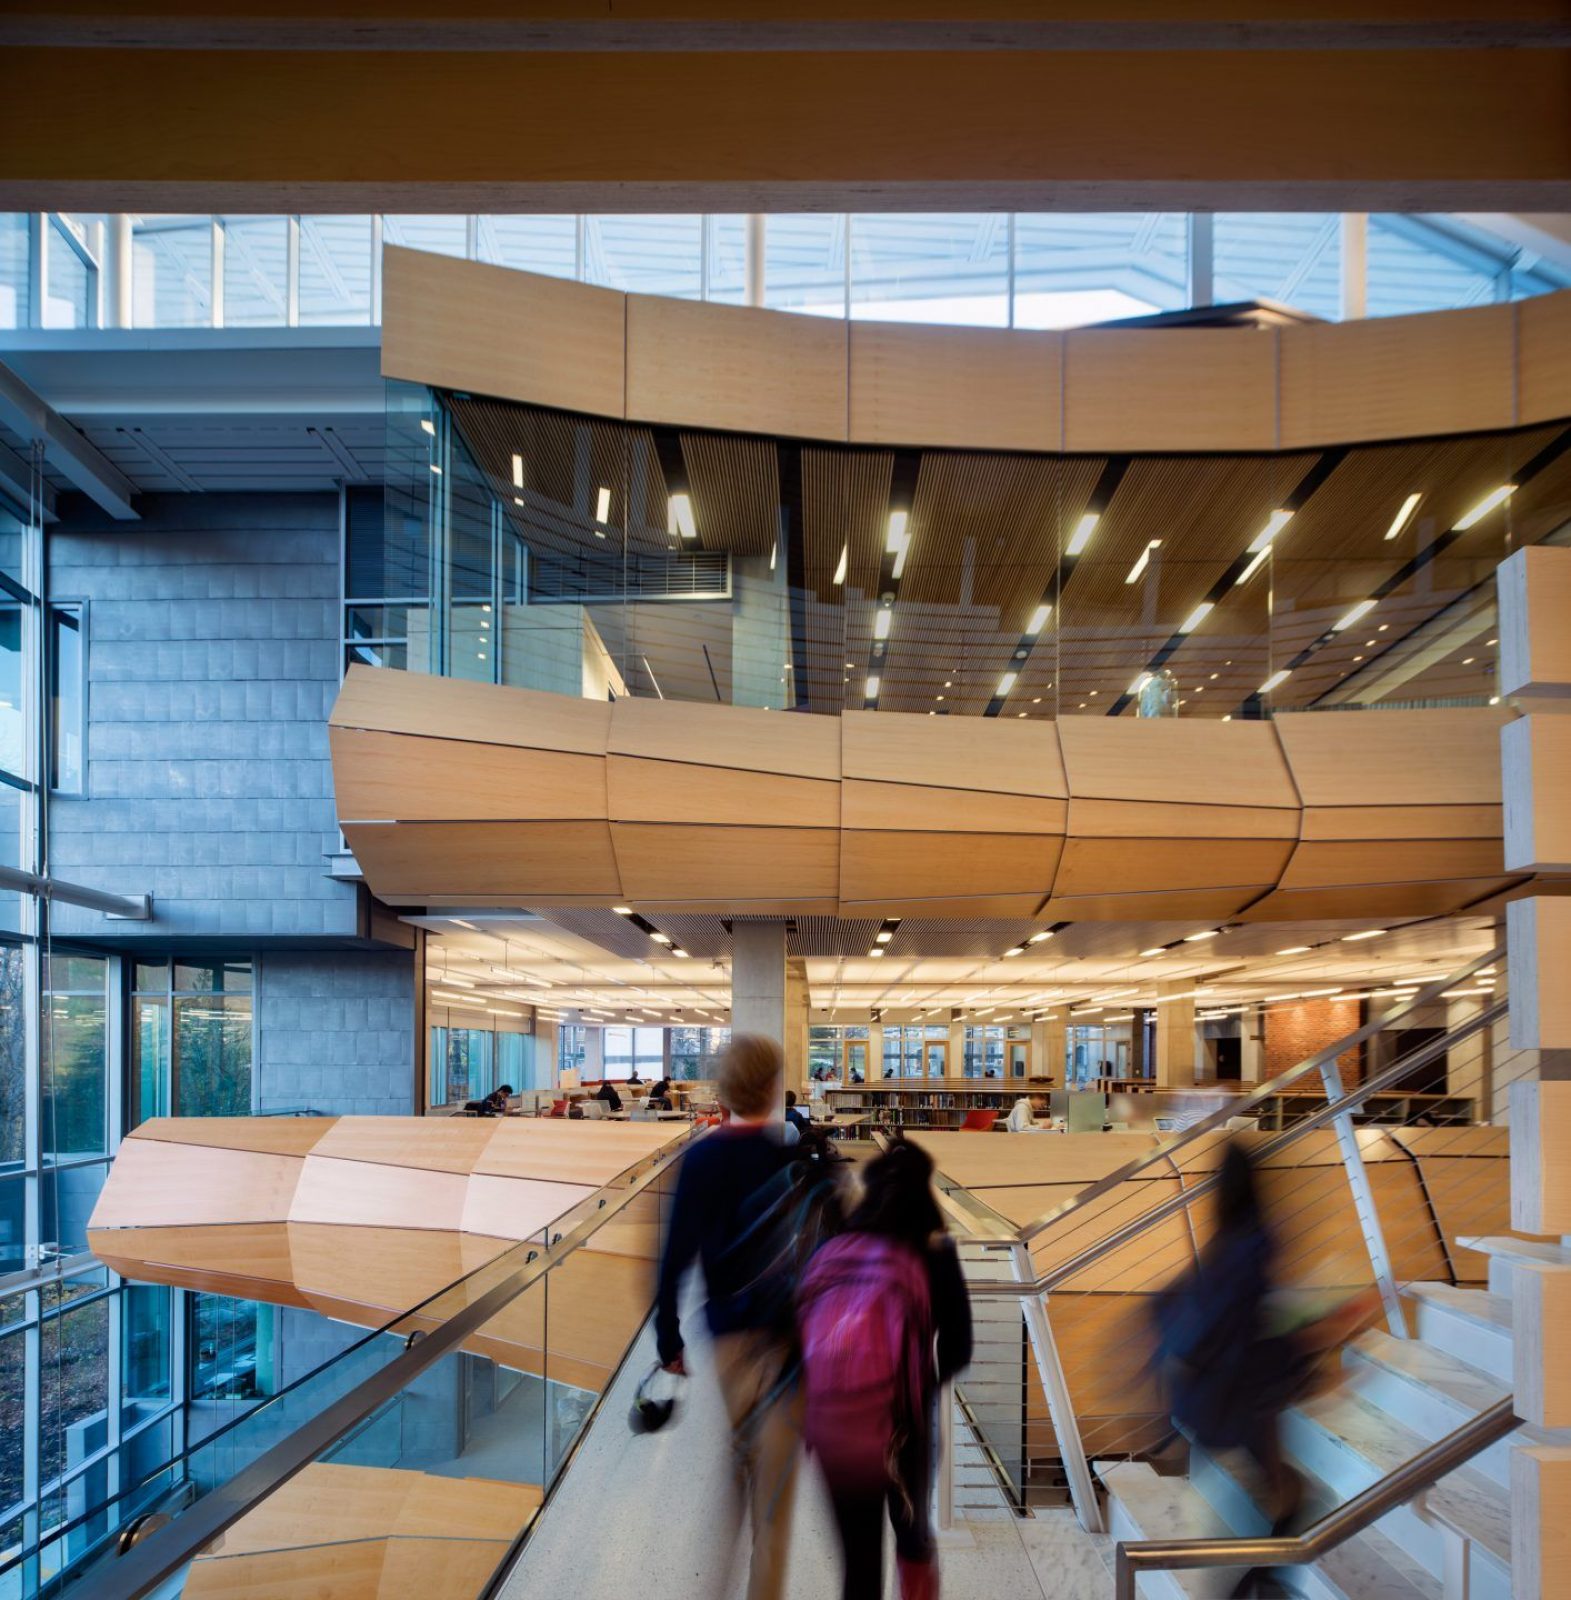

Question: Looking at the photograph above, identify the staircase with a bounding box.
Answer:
[1097,1236,1553,1599]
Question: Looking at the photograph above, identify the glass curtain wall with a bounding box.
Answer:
[371,386,1570,725]
[5,212,1567,332]
[428,1018,539,1107]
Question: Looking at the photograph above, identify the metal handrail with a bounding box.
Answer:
[80,1130,695,1600]
[968,994,1507,1297]
[1113,1397,1520,1599]
[1013,944,1501,1245]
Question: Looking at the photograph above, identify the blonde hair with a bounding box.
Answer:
[716,1033,783,1118]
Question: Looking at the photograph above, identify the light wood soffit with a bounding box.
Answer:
[377,252,1571,455]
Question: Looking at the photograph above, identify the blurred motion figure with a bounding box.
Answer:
[798,1138,971,1600]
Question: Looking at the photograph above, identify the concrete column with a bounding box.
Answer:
[948,1017,966,1080]
[105,214,133,329]
[1155,985,1197,1088]
[1035,1013,1067,1084]
[1239,1007,1264,1085]
[744,214,766,307]
[785,959,810,1095]
[1340,212,1368,320]
[731,920,788,1045]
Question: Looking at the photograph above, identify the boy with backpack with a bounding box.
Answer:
[797,1138,972,1600]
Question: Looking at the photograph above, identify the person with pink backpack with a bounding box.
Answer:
[797,1139,972,1600]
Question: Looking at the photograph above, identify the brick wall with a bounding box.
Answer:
[1264,997,1363,1081]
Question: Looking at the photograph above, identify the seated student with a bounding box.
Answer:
[785,1089,811,1136]
[593,1079,623,1113]
[647,1077,674,1109]
[463,1083,514,1117]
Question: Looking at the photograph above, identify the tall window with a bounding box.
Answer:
[667,1026,730,1081]
[131,961,253,1122]
[602,1026,664,1081]
[47,605,83,794]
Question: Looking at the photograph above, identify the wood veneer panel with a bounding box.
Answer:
[1237,875,1519,922]
[90,1140,301,1229]
[1038,886,1268,923]
[184,1538,387,1598]
[342,819,622,898]
[1064,328,1278,453]
[625,292,848,440]
[460,1174,596,1241]
[1273,707,1510,807]
[1058,709,1299,809]
[842,778,1064,835]
[88,1223,306,1305]
[128,1116,336,1158]
[379,1538,517,1600]
[1276,837,1506,889]
[309,1117,499,1175]
[1054,835,1295,896]
[382,246,625,418]
[608,695,841,780]
[290,1223,510,1316]
[848,320,1061,450]
[1517,290,1571,426]
[912,1131,1158,1193]
[1279,303,1516,446]
[606,754,838,829]
[476,1120,678,1184]
[331,664,612,756]
[331,728,608,823]
[840,829,1062,900]
[840,709,1066,797]
[838,892,1048,918]
[1300,803,1502,842]
[612,822,840,899]
[1066,797,1299,842]
[290,1157,469,1233]
[396,1473,542,1541]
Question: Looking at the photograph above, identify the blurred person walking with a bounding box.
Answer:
[798,1138,972,1600]
[655,1035,840,1600]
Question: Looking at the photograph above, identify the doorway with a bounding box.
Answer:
[1006,1040,1030,1080]
[924,1040,948,1078]
[843,1039,869,1083]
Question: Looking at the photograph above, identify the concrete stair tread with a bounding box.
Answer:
[1404,1283,1512,1332]
[1306,1526,1443,1600]
[1292,1393,1511,1567]
[1346,1328,1509,1415]
[1455,1234,1571,1269]
[1097,1460,1247,1598]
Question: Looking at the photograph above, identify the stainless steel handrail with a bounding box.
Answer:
[968,996,1506,1297]
[1014,944,1502,1245]
[87,1130,695,1600]
[1113,1397,1519,1600]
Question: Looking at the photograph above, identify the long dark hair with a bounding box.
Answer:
[848,1137,945,1249]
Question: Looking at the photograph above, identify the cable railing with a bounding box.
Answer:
[926,943,1528,1536]
[3,1131,691,1600]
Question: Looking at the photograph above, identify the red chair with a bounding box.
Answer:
[959,1109,998,1133]
[549,1099,569,1119]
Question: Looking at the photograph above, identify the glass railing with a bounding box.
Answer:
[0,1133,687,1600]
[354,381,1571,723]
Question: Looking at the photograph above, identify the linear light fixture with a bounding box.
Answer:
[1342,928,1387,942]
[1277,945,1311,955]
[1028,931,1053,944]
[449,918,477,929]
[1139,947,1166,958]
[595,485,612,526]
[1003,946,1025,958]
[1183,929,1218,942]
[868,947,885,958]
[887,509,912,579]
[865,675,881,698]
[420,418,436,436]
[875,930,893,943]
[511,453,524,489]
[649,932,673,945]
[873,608,893,641]
[1126,539,1161,584]
[672,948,690,959]
[612,906,633,915]
[997,671,1017,696]
[668,491,697,540]
[1384,492,1422,540]
[1026,603,1052,634]
[1334,599,1378,632]
[1235,547,1269,586]
[1259,669,1291,694]
[1129,671,1152,696]
[1066,511,1099,557]
[1247,509,1293,554]
[833,544,848,585]
[1453,485,1515,531]
[1178,601,1213,635]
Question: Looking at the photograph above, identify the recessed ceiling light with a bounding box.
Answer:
[866,676,881,698]
[612,906,633,915]
[420,418,436,436]
[1453,485,1515,530]
[833,545,848,585]
[1126,540,1161,584]
[1029,931,1052,944]
[1383,491,1422,541]
[650,932,672,945]
[1259,669,1291,695]
[1342,929,1387,942]
[1066,511,1099,556]
[1184,929,1219,942]
[1139,947,1166,958]
[1027,603,1052,634]
[997,672,1017,696]
[668,491,697,540]
[876,930,893,943]
[1003,947,1025,958]
[1178,601,1213,635]
[595,485,612,525]
[868,948,885,958]
[511,454,524,488]
[874,608,893,641]
[1334,599,1377,632]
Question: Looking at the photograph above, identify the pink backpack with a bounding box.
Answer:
[798,1234,933,1465]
